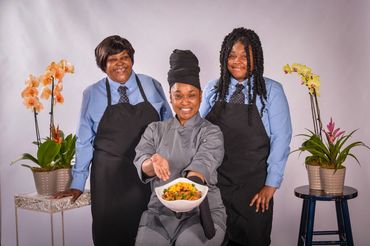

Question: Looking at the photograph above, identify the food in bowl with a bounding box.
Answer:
[155,177,208,212]
[162,182,202,201]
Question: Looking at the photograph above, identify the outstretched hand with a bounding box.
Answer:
[249,186,277,213]
[151,153,171,181]
[54,188,82,203]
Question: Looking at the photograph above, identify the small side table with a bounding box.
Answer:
[294,185,358,246]
[14,191,91,246]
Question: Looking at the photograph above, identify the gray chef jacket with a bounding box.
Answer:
[134,113,226,243]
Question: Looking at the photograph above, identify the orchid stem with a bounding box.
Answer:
[49,77,55,137]
[313,92,323,138]
[33,108,41,147]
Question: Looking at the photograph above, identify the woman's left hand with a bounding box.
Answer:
[249,186,277,213]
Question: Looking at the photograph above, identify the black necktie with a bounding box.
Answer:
[229,83,245,104]
[118,86,129,104]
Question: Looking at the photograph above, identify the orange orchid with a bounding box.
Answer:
[23,97,43,112]
[25,74,40,88]
[21,86,39,98]
[54,91,64,104]
[60,59,75,74]
[14,59,76,172]
[41,71,53,87]
[55,82,63,92]
[20,59,74,148]
[40,87,52,100]
[54,66,65,81]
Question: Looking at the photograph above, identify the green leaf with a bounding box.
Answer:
[11,153,39,165]
[37,140,61,168]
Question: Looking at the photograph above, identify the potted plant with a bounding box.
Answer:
[284,63,324,190]
[296,118,369,193]
[11,60,75,195]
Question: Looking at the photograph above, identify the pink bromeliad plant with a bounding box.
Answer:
[294,118,369,170]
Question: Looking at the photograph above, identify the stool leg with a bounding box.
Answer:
[305,199,316,246]
[335,200,345,242]
[298,199,309,246]
[341,200,354,246]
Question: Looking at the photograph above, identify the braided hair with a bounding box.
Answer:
[215,27,267,116]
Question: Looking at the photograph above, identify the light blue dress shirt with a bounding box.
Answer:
[199,76,292,188]
[71,71,173,191]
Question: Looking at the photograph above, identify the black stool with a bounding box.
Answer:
[294,185,358,246]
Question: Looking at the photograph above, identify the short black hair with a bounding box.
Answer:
[95,35,135,72]
[216,27,267,116]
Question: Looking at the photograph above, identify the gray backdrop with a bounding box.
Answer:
[1,0,370,245]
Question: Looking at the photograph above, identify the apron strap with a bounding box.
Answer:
[105,78,112,106]
[135,74,149,102]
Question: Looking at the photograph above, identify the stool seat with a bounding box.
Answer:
[294,185,358,246]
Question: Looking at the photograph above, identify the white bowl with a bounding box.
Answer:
[155,177,209,213]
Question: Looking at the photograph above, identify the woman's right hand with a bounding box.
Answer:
[54,189,83,203]
[151,153,171,181]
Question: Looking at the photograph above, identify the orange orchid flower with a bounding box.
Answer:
[54,66,65,80]
[21,86,39,98]
[41,71,53,86]
[34,101,44,113]
[60,59,75,74]
[40,87,52,100]
[23,97,43,112]
[54,82,63,93]
[25,74,40,88]
[54,92,64,104]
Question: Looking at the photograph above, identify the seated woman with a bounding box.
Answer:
[134,49,226,246]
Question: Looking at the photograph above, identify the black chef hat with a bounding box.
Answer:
[167,49,201,90]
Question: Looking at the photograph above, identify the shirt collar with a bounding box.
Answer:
[230,75,255,89]
[107,70,136,92]
[172,112,202,128]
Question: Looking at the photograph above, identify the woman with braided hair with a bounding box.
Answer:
[200,28,292,245]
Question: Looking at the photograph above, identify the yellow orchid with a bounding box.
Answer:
[283,63,323,136]
[283,63,320,95]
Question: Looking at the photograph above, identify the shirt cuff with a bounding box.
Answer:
[70,172,88,192]
[182,162,211,185]
[265,173,282,188]
[135,154,156,184]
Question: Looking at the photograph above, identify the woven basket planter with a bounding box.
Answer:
[320,167,346,194]
[32,170,57,196]
[306,164,323,190]
[55,168,72,192]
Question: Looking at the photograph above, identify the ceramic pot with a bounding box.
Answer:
[306,164,322,190]
[320,167,346,194]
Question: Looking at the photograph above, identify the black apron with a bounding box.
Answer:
[91,76,159,246]
[206,101,272,246]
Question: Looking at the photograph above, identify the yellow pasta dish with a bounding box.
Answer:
[162,182,202,201]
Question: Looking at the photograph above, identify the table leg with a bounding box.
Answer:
[341,200,354,246]
[297,199,308,246]
[15,207,19,246]
[50,213,54,246]
[305,199,316,246]
[335,200,345,242]
[62,210,65,246]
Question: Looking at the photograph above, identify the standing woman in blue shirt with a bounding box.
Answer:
[199,28,292,246]
[55,35,172,245]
